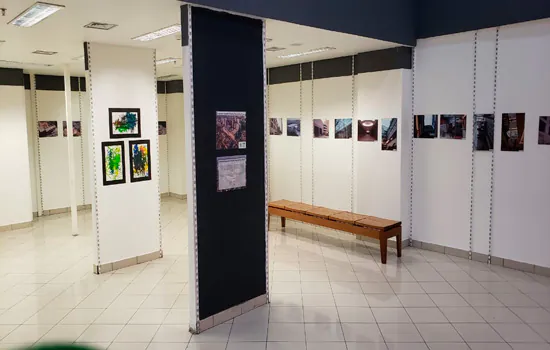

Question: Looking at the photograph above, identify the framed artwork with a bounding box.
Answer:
[101,141,125,186]
[269,118,283,136]
[63,121,82,137]
[502,113,525,151]
[38,121,58,138]
[287,118,301,137]
[414,115,438,138]
[474,114,495,151]
[381,118,398,151]
[539,116,550,145]
[129,139,152,182]
[440,114,467,139]
[358,120,378,141]
[335,118,352,139]
[109,108,141,138]
[313,119,329,138]
[158,121,167,136]
[217,155,246,192]
[216,111,247,149]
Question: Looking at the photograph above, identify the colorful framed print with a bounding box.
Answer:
[129,139,152,182]
[109,108,141,138]
[38,121,58,138]
[216,111,247,149]
[102,141,125,186]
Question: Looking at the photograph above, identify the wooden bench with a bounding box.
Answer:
[268,200,402,264]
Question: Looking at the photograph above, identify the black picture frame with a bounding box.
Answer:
[109,108,141,139]
[101,141,126,186]
[129,139,152,183]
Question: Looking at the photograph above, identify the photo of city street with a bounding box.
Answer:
[358,119,378,141]
[38,121,58,138]
[270,118,283,135]
[216,111,247,150]
[440,114,466,139]
[502,113,525,151]
[474,114,494,151]
[414,115,438,138]
[313,119,329,138]
[335,118,352,139]
[381,118,398,151]
[287,118,301,136]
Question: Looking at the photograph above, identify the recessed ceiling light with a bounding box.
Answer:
[9,2,64,27]
[132,24,181,42]
[156,58,179,65]
[266,46,285,52]
[32,50,57,55]
[84,22,118,30]
[290,43,303,47]
[0,59,53,67]
[278,47,336,59]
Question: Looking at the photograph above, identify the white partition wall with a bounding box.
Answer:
[166,91,186,197]
[0,82,33,228]
[158,91,169,194]
[86,42,162,272]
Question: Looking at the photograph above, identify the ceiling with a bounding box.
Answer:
[0,0,401,79]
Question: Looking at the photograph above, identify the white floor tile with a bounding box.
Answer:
[337,307,375,323]
[365,294,403,308]
[95,308,137,325]
[60,308,104,325]
[130,309,169,324]
[305,323,344,342]
[510,307,550,323]
[415,323,463,342]
[303,307,339,323]
[379,323,423,343]
[267,323,305,342]
[427,343,469,350]
[452,323,504,342]
[341,323,383,342]
[152,325,192,343]
[190,324,231,343]
[406,308,448,323]
[333,294,368,307]
[227,342,266,350]
[266,342,305,350]
[115,324,160,343]
[491,323,546,343]
[397,294,435,307]
[474,307,523,323]
[269,307,304,323]
[40,324,88,342]
[2,325,52,344]
[110,342,149,350]
[429,294,469,307]
[439,307,485,323]
[361,282,394,294]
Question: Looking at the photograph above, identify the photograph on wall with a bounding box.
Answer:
[358,120,378,141]
[217,155,246,192]
[414,115,438,138]
[38,121,58,138]
[101,141,125,186]
[287,118,301,137]
[381,118,398,151]
[269,118,283,136]
[216,111,247,149]
[474,114,495,151]
[313,119,329,138]
[129,140,152,182]
[63,121,82,137]
[440,114,467,139]
[158,121,167,136]
[109,108,141,139]
[539,116,550,145]
[335,118,352,139]
[501,113,525,152]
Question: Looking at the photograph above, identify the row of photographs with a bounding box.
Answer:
[269,118,399,151]
[38,120,168,138]
[415,114,550,151]
[102,140,152,186]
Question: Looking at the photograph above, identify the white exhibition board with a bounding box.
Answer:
[87,42,161,264]
[158,93,169,194]
[0,85,33,226]
[166,92,187,196]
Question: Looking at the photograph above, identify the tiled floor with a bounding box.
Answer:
[1,198,549,350]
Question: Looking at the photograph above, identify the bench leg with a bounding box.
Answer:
[281,217,286,228]
[396,231,402,258]
[380,238,388,264]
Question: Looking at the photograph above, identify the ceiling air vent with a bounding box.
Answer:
[84,22,118,30]
[32,50,57,55]
[266,46,285,52]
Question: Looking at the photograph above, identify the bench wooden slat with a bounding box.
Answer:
[328,211,370,225]
[285,202,316,214]
[305,207,343,219]
[269,199,296,209]
[356,216,401,231]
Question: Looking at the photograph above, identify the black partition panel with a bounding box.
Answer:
[187,6,266,320]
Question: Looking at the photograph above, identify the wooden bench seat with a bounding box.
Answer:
[268,200,402,264]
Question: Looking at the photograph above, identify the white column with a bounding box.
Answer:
[30,73,43,217]
[64,65,79,236]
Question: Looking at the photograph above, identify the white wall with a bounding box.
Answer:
[166,92,186,196]
[25,90,38,214]
[87,42,161,264]
[158,92,169,194]
[0,85,33,226]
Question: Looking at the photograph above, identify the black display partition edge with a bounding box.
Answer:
[185,5,267,322]
[0,68,24,86]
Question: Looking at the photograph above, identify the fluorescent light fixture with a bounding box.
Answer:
[84,22,118,30]
[0,59,53,67]
[32,50,57,55]
[132,24,181,42]
[278,47,336,59]
[9,2,65,27]
[156,57,179,65]
[157,74,179,80]
[266,46,286,52]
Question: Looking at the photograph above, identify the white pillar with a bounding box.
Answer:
[64,65,78,236]
[29,73,43,217]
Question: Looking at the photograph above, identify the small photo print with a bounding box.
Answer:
[287,118,301,137]
[335,118,352,139]
[313,119,329,138]
[502,113,525,152]
[216,111,247,149]
[63,121,82,137]
[101,141,125,186]
[381,118,398,151]
[358,120,378,141]
[269,118,283,135]
[440,114,467,140]
[158,121,167,136]
[38,121,58,138]
[217,155,246,192]
[474,114,495,151]
[129,140,152,182]
[539,116,550,145]
[414,115,438,138]
[109,108,141,138]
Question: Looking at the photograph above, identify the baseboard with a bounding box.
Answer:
[169,192,187,200]
[192,294,268,334]
[412,239,550,277]
[93,250,163,274]
[35,204,92,217]
[0,220,33,232]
